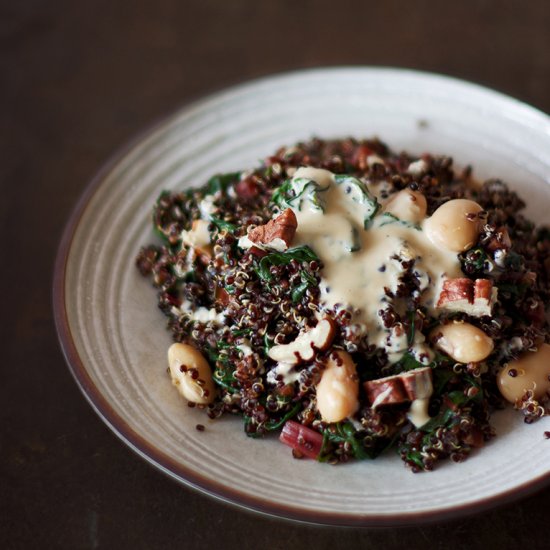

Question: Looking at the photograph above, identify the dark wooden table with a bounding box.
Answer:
[3,1,549,548]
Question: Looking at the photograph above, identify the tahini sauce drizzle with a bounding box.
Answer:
[289,167,462,363]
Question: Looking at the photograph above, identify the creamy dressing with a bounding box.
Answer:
[199,195,217,219]
[176,300,226,325]
[407,159,428,176]
[237,339,254,357]
[180,219,210,249]
[288,167,462,363]
[238,233,288,252]
[371,386,395,408]
[366,154,385,166]
[266,362,301,385]
[407,398,431,428]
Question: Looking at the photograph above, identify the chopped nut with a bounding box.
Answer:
[400,368,433,400]
[437,277,473,308]
[485,227,512,252]
[472,279,495,315]
[437,278,497,317]
[268,318,336,365]
[364,367,433,408]
[248,209,298,251]
[365,379,409,408]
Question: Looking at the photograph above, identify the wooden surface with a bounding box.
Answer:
[2,1,549,548]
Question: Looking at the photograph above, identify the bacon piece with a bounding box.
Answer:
[248,209,298,250]
[437,278,497,317]
[364,367,433,408]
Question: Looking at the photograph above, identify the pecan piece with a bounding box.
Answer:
[400,367,433,400]
[437,277,497,317]
[268,317,336,366]
[248,209,298,251]
[364,367,433,408]
[437,277,473,308]
[364,378,409,408]
[485,226,512,252]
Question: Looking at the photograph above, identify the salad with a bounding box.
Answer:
[136,138,550,472]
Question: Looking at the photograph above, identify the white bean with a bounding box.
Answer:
[168,343,216,404]
[316,350,359,423]
[431,321,494,363]
[425,199,483,252]
[384,189,427,223]
[497,344,550,403]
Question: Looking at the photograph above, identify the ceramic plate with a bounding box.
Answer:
[54,68,550,526]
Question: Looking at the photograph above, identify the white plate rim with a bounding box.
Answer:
[53,66,550,527]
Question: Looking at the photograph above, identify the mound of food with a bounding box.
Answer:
[136,138,550,472]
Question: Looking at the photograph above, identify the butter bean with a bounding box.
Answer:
[431,321,494,363]
[316,350,359,423]
[384,189,427,223]
[168,343,216,404]
[497,344,550,403]
[425,199,483,252]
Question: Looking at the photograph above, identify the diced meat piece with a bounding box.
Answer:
[437,278,497,317]
[248,209,298,250]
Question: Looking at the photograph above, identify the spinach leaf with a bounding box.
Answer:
[263,403,301,432]
[319,422,372,461]
[202,172,241,196]
[256,246,319,281]
[272,177,328,212]
[391,352,425,373]
[209,216,238,232]
[333,174,380,228]
[291,280,310,303]
[291,270,318,303]
[378,212,420,230]
[459,247,489,275]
